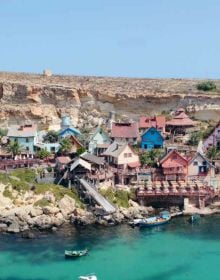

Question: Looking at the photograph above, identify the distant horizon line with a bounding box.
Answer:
[0,70,218,81]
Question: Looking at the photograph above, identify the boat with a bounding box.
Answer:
[79,274,97,280]
[65,248,88,258]
[189,213,201,223]
[132,211,171,227]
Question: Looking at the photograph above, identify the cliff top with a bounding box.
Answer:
[0,71,220,97]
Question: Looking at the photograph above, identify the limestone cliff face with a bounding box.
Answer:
[0,71,220,129]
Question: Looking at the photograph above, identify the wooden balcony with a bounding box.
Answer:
[0,159,41,170]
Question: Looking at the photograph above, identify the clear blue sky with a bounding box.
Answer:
[0,0,220,78]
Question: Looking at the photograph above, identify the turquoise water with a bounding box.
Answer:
[0,216,220,280]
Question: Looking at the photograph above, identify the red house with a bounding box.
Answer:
[160,150,188,181]
[139,116,166,134]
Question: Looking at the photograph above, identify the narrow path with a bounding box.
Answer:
[79,178,116,213]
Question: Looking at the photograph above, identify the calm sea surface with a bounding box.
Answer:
[0,216,220,280]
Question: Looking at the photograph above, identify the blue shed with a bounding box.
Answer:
[141,127,164,150]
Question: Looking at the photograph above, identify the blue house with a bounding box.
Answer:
[7,124,38,154]
[141,127,164,150]
[59,115,81,138]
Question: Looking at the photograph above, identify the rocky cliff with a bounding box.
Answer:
[0,71,220,130]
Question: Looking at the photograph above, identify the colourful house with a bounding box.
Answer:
[35,130,60,153]
[111,122,139,145]
[139,115,166,134]
[141,127,164,150]
[59,115,81,138]
[7,124,38,154]
[203,122,220,151]
[188,152,215,182]
[88,127,111,155]
[160,150,188,181]
[104,142,140,170]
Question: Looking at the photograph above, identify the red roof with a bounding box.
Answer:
[128,161,141,168]
[166,112,196,127]
[111,122,139,138]
[56,156,71,164]
[160,150,188,166]
[139,116,166,129]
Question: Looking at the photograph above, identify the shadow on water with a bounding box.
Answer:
[136,264,191,280]
[162,215,220,242]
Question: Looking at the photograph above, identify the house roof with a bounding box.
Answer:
[70,158,91,172]
[188,152,215,168]
[139,116,166,129]
[56,156,71,164]
[80,152,105,165]
[7,124,37,138]
[69,135,83,148]
[166,112,196,127]
[203,121,220,141]
[103,142,128,158]
[160,150,188,166]
[141,127,164,140]
[90,126,110,141]
[128,161,141,168]
[111,122,139,138]
[59,127,81,136]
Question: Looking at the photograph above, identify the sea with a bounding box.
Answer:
[0,215,220,280]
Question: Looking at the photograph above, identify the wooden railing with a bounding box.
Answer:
[0,159,41,169]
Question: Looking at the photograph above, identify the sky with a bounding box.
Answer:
[0,0,220,78]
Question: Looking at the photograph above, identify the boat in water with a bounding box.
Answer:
[189,213,201,224]
[79,274,97,280]
[130,211,171,227]
[65,248,88,258]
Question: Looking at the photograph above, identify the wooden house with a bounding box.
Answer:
[139,116,166,134]
[104,142,140,185]
[141,127,164,150]
[111,122,139,145]
[166,109,197,136]
[203,122,220,151]
[69,135,84,154]
[88,127,111,155]
[160,150,188,181]
[7,124,38,154]
[188,152,215,180]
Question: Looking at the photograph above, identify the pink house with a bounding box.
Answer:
[203,122,220,151]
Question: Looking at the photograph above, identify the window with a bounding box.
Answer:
[124,153,128,158]
[26,138,29,143]
[128,153,132,157]
[51,147,55,152]
[172,155,177,160]
[26,147,29,151]
[151,130,155,135]
[193,161,198,166]
[202,161,207,166]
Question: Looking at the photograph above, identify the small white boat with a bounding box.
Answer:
[79,274,97,280]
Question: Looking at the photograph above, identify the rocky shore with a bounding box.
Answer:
[0,182,155,235]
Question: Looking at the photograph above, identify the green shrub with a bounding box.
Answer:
[197,81,217,91]
[100,188,131,208]
[3,187,13,199]
[34,198,51,207]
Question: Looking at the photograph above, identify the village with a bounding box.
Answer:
[0,106,220,219]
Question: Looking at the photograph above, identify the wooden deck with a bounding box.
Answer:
[0,159,42,169]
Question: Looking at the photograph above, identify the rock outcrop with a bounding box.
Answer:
[0,72,220,130]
